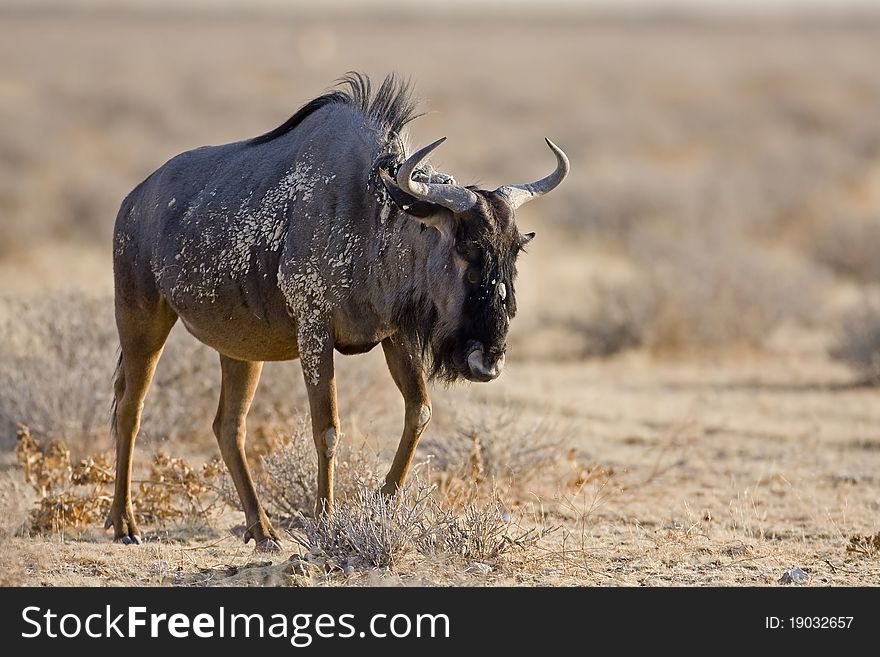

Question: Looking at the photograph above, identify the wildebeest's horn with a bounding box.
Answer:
[397,137,478,214]
[495,138,570,210]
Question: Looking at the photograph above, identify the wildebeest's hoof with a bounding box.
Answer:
[105,508,142,545]
[244,525,281,547]
[380,482,398,497]
[255,539,282,553]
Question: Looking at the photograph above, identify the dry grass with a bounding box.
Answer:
[0,292,319,454]
[10,414,563,578]
[421,403,573,501]
[4,349,880,586]
[0,293,116,453]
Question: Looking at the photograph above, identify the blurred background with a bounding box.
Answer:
[1,0,879,450]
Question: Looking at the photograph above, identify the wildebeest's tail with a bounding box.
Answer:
[110,348,124,441]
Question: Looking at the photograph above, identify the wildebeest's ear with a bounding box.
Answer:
[519,231,536,247]
[379,168,441,219]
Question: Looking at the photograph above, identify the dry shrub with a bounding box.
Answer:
[0,293,116,452]
[255,415,382,524]
[415,497,556,564]
[292,479,556,572]
[292,483,434,570]
[828,295,880,383]
[15,425,72,496]
[847,532,880,558]
[557,234,828,359]
[628,234,826,351]
[566,279,657,358]
[14,424,226,534]
[135,453,226,524]
[270,406,562,571]
[15,414,559,572]
[418,404,608,534]
[253,426,314,519]
[15,425,112,533]
[0,292,217,453]
[810,215,880,284]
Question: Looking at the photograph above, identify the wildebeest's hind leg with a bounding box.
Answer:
[213,355,281,552]
[380,337,431,496]
[107,298,177,544]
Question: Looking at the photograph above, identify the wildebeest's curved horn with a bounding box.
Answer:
[495,138,570,210]
[397,137,478,214]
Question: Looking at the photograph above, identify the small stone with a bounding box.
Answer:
[148,560,169,579]
[778,567,808,585]
[465,562,493,575]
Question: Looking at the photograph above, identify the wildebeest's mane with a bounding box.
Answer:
[248,72,420,146]
[336,72,422,137]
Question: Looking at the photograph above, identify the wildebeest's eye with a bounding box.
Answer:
[456,241,481,262]
[466,269,480,284]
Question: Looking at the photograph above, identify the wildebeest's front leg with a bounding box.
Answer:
[380,336,431,496]
[300,327,341,516]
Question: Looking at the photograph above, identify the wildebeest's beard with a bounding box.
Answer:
[393,294,467,384]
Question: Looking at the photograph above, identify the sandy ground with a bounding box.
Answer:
[2,342,878,586]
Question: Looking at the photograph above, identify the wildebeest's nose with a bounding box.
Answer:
[467,347,505,382]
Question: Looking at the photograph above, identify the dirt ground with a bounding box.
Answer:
[1,6,879,586]
[2,342,879,586]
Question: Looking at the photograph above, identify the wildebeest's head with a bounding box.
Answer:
[381,138,569,383]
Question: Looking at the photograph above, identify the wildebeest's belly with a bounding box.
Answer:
[163,281,300,362]
[179,313,299,362]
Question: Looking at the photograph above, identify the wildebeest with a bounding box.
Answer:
[108,73,568,550]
